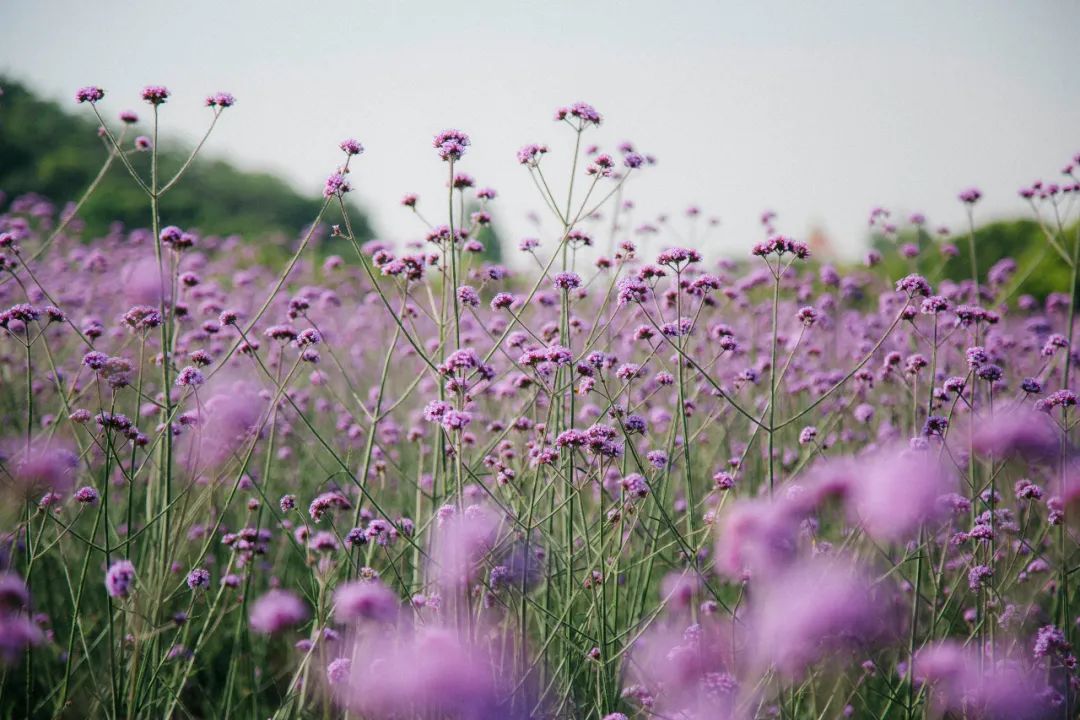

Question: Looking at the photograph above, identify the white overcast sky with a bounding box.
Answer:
[1,0,1078,260]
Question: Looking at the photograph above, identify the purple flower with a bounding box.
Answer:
[749,556,894,678]
[176,366,205,387]
[922,415,948,437]
[491,292,515,310]
[433,129,470,161]
[186,568,210,590]
[921,295,949,314]
[806,443,954,543]
[309,492,351,522]
[327,657,351,684]
[331,628,500,716]
[365,518,399,547]
[1033,624,1070,660]
[796,306,818,327]
[656,247,701,266]
[82,351,108,371]
[323,172,352,198]
[249,590,308,634]
[616,277,650,305]
[0,614,42,664]
[339,138,364,156]
[554,102,602,126]
[74,486,99,505]
[968,564,993,591]
[205,92,236,108]
[646,450,668,469]
[345,527,367,548]
[75,86,105,103]
[895,273,931,297]
[958,187,982,204]
[620,473,649,499]
[309,531,339,552]
[853,403,875,424]
[0,574,30,613]
[105,560,137,598]
[751,235,810,259]
[296,328,321,347]
[141,86,170,105]
[713,471,735,490]
[333,579,398,624]
[914,641,1057,718]
[456,285,480,307]
[972,410,1059,461]
[517,143,548,165]
[553,272,582,291]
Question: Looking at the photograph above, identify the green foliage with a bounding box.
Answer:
[466,200,504,265]
[871,217,1077,302]
[0,77,374,246]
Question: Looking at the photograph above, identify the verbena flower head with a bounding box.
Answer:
[323,172,352,198]
[204,92,235,108]
[656,247,702,267]
[73,486,99,505]
[176,365,205,387]
[751,235,810,259]
[553,272,582,291]
[555,101,602,127]
[309,491,351,522]
[971,410,1059,461]
[9,443,77,495]
[835,444,954,542]
[616,277,650,306]
[339,138,364,156]
[105,560,136,598]
[895,273,931,297]
[913,641,1059,718]
[958,187,982,204]
[0,574,30,614]
[326,657,351,684]
[456,285,480,307]
[186,568,210,590]
[180,383,266,472]
[249,590,308,634]
[332,627,502,717]
[433,129,470,161]
[75,86,104,104]
[517,143,548,165]
[333,579,398,624]
[141,86,170,105]
[749,556,895,679]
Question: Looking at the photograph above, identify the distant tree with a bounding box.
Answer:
[464,200,504,265]
[0,77,373,249]
[871,218,1075,303]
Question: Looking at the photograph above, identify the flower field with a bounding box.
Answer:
[0,86,1078,719]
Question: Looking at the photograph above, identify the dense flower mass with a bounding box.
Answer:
[0,88,1075,720]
